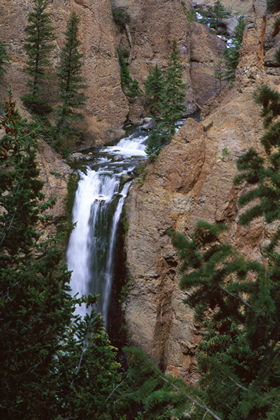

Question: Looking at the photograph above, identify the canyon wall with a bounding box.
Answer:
[1,0,230,147]
[113,0,227,113]
[0,0,128,146]
[0,0,231,221]
[124,0,280,382]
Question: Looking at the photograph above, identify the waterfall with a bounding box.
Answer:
[66,129,148,325]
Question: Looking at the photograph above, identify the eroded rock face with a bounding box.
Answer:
[1,0,232,145]
[36,140,73,239]
[124,0,279,382]
[113,0,227,113]
[0,0,128,146]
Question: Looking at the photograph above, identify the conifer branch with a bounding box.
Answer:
[218,284,251,307]
[158,373,222,420]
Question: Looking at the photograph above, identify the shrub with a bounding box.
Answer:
[112,8,130,29]
[267,0,280,12]
[21,93,53,115]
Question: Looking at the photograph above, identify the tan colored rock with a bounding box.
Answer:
[36,140,73,239]
[113,0,227,112]
[0,0,128,146]
[124,0,275,381]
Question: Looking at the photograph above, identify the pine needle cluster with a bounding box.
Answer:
[167,85,280,419]
[145,40,186,161]
[20,1,87,154]
[0,94,122,419]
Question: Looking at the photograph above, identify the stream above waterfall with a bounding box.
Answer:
[66,127,149,327]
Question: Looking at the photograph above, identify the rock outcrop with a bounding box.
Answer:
[36,140,73,233]
[0,0,128,146]
[1,0,232,145]
[124,0,280,382]
[113,0,227,113]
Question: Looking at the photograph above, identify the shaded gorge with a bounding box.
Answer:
[66,127,148,331]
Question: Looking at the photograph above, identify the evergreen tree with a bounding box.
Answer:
[145,41,186,161]
[127,78,140,103]
[145,64,165,118]
[112,7,130,30]
[211,0,230,29]
[159,40,186,138]
[145,128,163,162]
[275,48,280,65]
[214,59,226,93]
[118,48,133,87]
[21,0,55,115]
[223,16,245,81]
[0,95,122,419]
[113,347,222,420]
[267,0,280,13]
[199,1,230,30]
[55,12,87,138]
[0,41,10,77]
[167,85,280,419]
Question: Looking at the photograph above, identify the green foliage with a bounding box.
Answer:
[168,220,280,418]
[114,347,221,420]
[127,78,140,102]
[22,0,55,104]
[112,7,130,29]
[145,41,186,161]
[118,49,131,87]
[145,64,165,118]
[135,163,147,186]
[21,93,53,115]
[55,12,87,140]
[0,95,44,259]
[214,59,226,93]
[145,129,163,162]
[160,40,186,136]
[199,1,230,30]
[167,85,280,419]
[118,50,141,104]
[181,2,197,22]
[234,85,280,231]
[0,41,10,76]
[267,0,280,12]
[254,84,280,127]
[0,95,122,419]
[273,17,280,37]
[274,48,280,64]
[223,16,245,81]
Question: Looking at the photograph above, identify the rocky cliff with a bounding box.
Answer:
[0,0,236,230]
[0,0,128,146]
[124,0,280,382]
[1,0,232,147]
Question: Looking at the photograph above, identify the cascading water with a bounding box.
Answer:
[66,128,148,326]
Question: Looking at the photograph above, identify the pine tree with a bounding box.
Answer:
[118,48,132,90]
[21,0,55,115]
[112,346,222,420]
[0,41,10,77]
[223,16,245,81]
[145,41,186,161]
[199,0,230,30]
[167,86,280,419]
[267,0,280,13]
[55,12,87,138]
[160,40,186,138]
[0,95,122,419]
[145,128,163,162]
[214,59,226,93]
[211,0,230,29]
[145,64,165,118]
[112,7,130,30]
[127,78,140,103]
